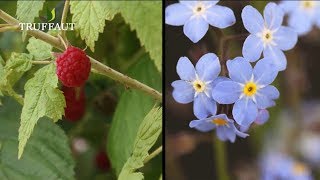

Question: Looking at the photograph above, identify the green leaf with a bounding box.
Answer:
[19,63,66,158]
[104,2,162,72]
[0,98,75,179]
[16,0,45,40]
[70,1,110,52]
[0,53,33,105]
[107,54,161,175]
[118,107,162,180]
[26,37,53,60]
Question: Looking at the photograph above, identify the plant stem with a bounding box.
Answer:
[213,136,229,180]
[143,146,162,164]
[0,25,19,33]
[32,60,52,64]
[0,9,162,102]
[60,0,70,42]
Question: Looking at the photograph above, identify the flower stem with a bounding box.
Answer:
[60,0,70,41]
[213,135,230,180]
[143,146,162,164]
[0,9,162,102]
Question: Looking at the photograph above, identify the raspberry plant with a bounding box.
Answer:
[0,1,162,179]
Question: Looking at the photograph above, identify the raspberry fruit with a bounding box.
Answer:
[95,150,111,171]
[62,86,86,122]
[56,46,91,87]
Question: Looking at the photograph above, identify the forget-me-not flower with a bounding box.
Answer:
[212,57,279,126]
[280,1,320,35]
[242,2,298,71]
[172,53,220,119]
[189,114,248,142]
[261,151,313,180]
[165,1,236,43]
[240,109,270,132]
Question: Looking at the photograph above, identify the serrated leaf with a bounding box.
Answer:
[16,1,45,23]
[0,53,33,105]
[118,107,162,180]
[19,63,66,158]
[16,0,45,40]
[104,1,162,72]
[0,98,75,179]
[27,37,53,60]
[70,1,108,52]
[107,54,161,175]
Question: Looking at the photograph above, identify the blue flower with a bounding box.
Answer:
[240,109,270,132]
[172,53,221,119]
[189,114,248,142]
[165,1,235,43]
[280,1,320,36]
[261,152,313,180]
[241,2,298,71]
[212,57,279,126]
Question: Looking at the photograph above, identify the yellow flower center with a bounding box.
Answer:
[301,1,315,9]
[293,162,307,175]
[243,82,257,96]
[211,118,228,126]
[193,80,205,93]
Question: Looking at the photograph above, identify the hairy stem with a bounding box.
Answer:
[60,0,70,42]
[143,146,162,164]
[32,60,52,64]
[0,9,162,102]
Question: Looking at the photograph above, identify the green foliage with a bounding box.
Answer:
[0,53,33,105]
[104,1,162,72]
[19,64,65,159]
[118,107,162,180]
[107,54,161,175]
[16,0,45,40]
[0,98,74,180]
[26,37,53,60]
[70,1,113,52]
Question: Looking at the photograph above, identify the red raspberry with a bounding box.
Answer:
[56,46,91,87]
[62,86,86,122]
[95,150,111,171]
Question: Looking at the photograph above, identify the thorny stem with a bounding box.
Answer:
[143,146,162,164]
[0,9,162,102]
[60,0,70,42]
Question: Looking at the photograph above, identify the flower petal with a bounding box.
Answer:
[212,76,231,88]
[264,2,284,30]
[183,17,209,43]
[165,3,193,26]
[189,119,215,132]
[274,26,297,51]
[255,92,276,109]
[288,10,313,35]
[193,93,217,119]
[279,1,299,13]
[263,47,287,71]
[227,57,253,83]
[259,85,280,100]
[233,98,258,126]
[176,56,196,81]
[212,81,242,104]
[216,127,228,141]
[253,58,278,85]
[255,109,269,125]
[241,5,264,34]
[242,35,264,62]
[195,53,221,81]
[205,5,236,28]
[179,1,198,8]
[172,80,195,104]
